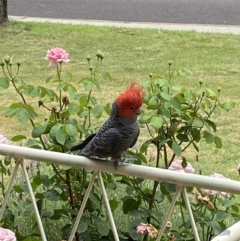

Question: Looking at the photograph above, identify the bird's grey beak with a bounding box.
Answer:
[136,108,142,116]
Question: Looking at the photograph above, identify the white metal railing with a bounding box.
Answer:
[0,143,239,241]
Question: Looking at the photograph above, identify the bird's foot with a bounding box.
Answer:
[113,158,134,170]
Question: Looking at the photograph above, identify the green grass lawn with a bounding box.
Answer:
[0,20,240,179]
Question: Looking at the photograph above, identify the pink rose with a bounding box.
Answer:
[168,159,195,173]
[0,134,11,145]
[136,224,147,234]
[0,227,16,241]
[202,173,231,198]
[45,47,70,68]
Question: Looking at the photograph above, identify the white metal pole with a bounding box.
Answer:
[20,160,47,241]
[68,171,98,241]
[0,159,20,220]
[156,186,182,241]
[211,221,240,241]
[0,144,239,195]
[98,172,119,241]
[182,187,200,241]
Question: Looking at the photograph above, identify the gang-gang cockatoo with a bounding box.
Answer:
[70,83,144,169]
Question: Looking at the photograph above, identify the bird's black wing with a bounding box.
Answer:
[70,133,96,152]
[130,128,140,148]
[80,127,122,157]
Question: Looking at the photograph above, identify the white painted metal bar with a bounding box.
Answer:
[20,160,47,241]
[98,172,119,241]
[0,159,20,219]
[182,187,200,241]
[156,186,182,241]
[0,144,240,241]
[211,221,240,241]
[68,171,98,241]
[0,144,239,195]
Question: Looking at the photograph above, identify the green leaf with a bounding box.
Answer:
[16,108,29,124]
[0,77,9,89]
[64,124,77,137]
[192,118,204,128]
[184,89,193,101]
[79,95,88,106]
[78,124,89,136]
[215,211,229,221]
[77,222,88,233]
[205,88,217,98]
[221,199,235,208]
[150,115,163,129]
[22,237,41,241]
[171,97,181,109]
[41,175,51,188]
[11,135,27,142]
[31,86,40,97]
[176,134,189,142]
[44,189,60,201]
[65,71,73,81]
[56,82,67,91]
[92,105,104,119]
[32,125,47,138]
[204,131,214,144]
[182,157,187,168]
[46,88,57,101]
[42,210,53,218]
[4,156,12,166]
[33,176,42,186]
[139,111,155,123]
[191,128,201,142]
[83,80,94,91]
[171,141,182,156]
[104,103,111,115]
[50,123,62,135]
[160,92,171,101]
[67,83,77,97]
[26,139,41,148]
[68,103,80,115]
[222,101,235,111]
[5,107,18,117]
[101,71,112,81]
[140,140,152,153]
[214,136,222,149]
[109,199,119,211]
[205,119,217,132]
[160,182,177,194]
[106,182,117,190]
[97,223,109,236]
[55,128,66,145]
[122,198,140,214]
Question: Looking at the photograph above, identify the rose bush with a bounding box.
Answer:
[0,48,238,241]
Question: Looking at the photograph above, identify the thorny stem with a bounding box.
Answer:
[163,144,168,168]
[207,98,218,117]
[146,123,154,139]
[57,63,63,111]
[143,180,159,241]
[143,139,161,241]
[206,195,217,241]
[0,161,5,197]
[133,177,151,203]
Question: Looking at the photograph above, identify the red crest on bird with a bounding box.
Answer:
[116,83,144,118]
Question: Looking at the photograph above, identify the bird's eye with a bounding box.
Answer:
[130,107,134,110]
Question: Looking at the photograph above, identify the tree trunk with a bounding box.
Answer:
[0,0,8,25]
